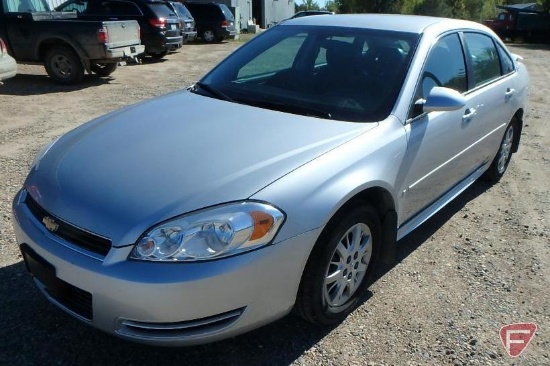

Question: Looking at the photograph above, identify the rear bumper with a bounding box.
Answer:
[144,34,184,53]
[182,30,197,43]
[105,45,145,59]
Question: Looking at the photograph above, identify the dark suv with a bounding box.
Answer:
[56,0,184,58]
[183,2,237,43]
[169,2,196,42]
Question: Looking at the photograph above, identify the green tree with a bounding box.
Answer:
[295,0,321,11]
[325,0,339,12]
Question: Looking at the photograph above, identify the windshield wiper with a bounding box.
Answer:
[192,82,235,103]
[237,98,332,120]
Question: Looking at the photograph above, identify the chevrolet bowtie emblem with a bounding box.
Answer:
[43,216,59,232]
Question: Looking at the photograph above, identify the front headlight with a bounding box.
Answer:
[130,201,285,262]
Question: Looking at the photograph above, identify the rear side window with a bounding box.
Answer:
[420,33,467,98]
[463,33,501,87]
[148,2,176,17]
[497,43,515,75]
[219,4,233,20]
[58,0,88,12]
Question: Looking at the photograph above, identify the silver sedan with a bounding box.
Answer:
[0,37,16,83]
[13,14,529,346]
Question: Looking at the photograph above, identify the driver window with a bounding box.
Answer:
[420,33,467,99]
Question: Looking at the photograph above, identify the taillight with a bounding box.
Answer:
[138,24,141,39]
[0,38,7,54]
[221,20,228,28]
[97,27,109,43]
[149,18,167,29]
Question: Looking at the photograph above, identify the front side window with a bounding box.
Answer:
[200,25,420,122]
[420,33,467,99]
[464,32,501,87]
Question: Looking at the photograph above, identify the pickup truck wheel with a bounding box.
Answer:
[295,204,380,325]
[44,46,84,85]
[91,62,118,77]
[148,50,168,59]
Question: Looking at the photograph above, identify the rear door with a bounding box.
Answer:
[460,32,520,164]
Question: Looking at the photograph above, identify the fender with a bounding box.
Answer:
[34,33,91,73]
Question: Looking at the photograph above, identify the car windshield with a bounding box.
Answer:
[197,25,420,122]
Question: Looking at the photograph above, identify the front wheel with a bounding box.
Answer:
[295,204,380,325]
[44,46,84,85]
[484,118,517,183]
[90,62,118,77]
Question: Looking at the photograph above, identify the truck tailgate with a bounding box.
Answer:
[103,20,141,49]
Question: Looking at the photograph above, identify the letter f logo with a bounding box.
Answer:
[500,323,537,357]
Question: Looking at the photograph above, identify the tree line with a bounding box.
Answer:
[296,0,550,21]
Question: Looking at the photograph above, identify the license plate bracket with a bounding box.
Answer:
[21,244,67,299]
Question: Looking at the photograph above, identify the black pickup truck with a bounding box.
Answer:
[0,0,144,84]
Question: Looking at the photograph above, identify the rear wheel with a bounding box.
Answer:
[295,204,380,325]
[202,29,217,43]
[484,118,517,183]
[90,62,118,77]
[44,46,84,85]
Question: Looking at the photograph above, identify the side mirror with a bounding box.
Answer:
[422,87,466,113]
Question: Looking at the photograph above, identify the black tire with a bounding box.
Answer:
[148,50,169,59]
[202,29,217,43]
[484,118,518,183]
[295,204,380,325]
[90,62,118,77]
[44,46,84,85]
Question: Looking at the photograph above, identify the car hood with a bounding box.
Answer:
[25,91,375,245]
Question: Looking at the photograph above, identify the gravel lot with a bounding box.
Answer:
[0,40,548,366]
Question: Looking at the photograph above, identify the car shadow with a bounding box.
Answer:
[0,180,493,365]
[371,179,493,285]
[0,74,113,96]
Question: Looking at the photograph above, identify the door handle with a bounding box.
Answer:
[462,108,477,122]
[505,88,516,101]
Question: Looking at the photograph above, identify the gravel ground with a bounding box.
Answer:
[0,40,548,366]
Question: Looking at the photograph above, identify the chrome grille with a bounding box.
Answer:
[25,192,112,256]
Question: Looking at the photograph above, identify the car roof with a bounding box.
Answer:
[282,14,488,35]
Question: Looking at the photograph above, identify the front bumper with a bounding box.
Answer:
[12,189,319,346]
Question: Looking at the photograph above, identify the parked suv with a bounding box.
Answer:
[169,2,196,42]
[56,0,184,58]
[183,2,237,43]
